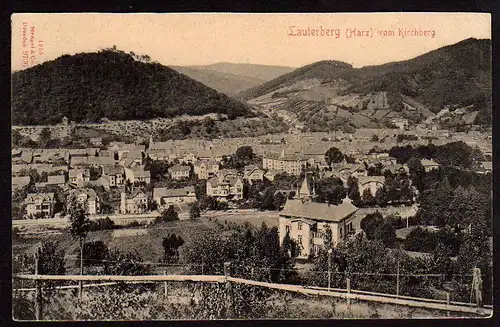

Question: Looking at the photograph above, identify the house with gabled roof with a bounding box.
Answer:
[206,170,243,201]
[153,186,196,209]
[102,165,125,187]
[35,174,66,188]
[357,176,386,196]
[120,190,149,214]
[243,165,265,185]
[69,188,100,215]
[124,165,151,184]
[193,160,219,180]
[478,161,492,175]
[421,159,440,172]
[25,192,56,218]
[264,169,281,182]
[69,168,91,187]
[262,148,306,176]
[279,196,358,259]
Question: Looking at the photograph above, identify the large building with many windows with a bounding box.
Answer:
[262,149,306,176]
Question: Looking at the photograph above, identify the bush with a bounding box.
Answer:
[154,205,179,224]
[79,241,109,267]
[403,227,437,252]
[89,217,116,231]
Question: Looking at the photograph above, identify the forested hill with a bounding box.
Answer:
[239,38,491,125]
[11,50,253,125]
[347,38,492,112]
[238,60,354,100]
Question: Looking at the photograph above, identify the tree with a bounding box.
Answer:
[189,202,201,219]
[37,241,66,275]
[371,134,379,142]
[323,225,333,249]
[38,127,52,148]
[155,205,179,223]
[324,147,344,166]
[80,241,109,267]
[374,187,388,206]
[407,156,424,175]
[361,188,375,206]
[273,191,286,211]
[360,211,384,239]
[235,146,254,163]
[68,201,90,277]
[347,176,361,205]
[373,222,396,247]
[162,233,185,263]
[89,217,116,231]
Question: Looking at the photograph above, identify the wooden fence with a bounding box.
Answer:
[14,270,492,320]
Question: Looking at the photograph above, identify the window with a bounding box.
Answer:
[340,227,343,239]
[297,235,302,245]
[285,225,290,233]
[298,222,303,230]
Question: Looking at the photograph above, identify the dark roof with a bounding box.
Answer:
[280,199,358,223]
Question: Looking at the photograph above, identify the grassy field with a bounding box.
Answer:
[13,211,279,271]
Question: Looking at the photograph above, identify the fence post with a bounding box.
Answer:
[164,270,168,301]
[346,277,351,308]
[396,258,400,298]
[224,262,234,319]
[34,248,42,321]
[79,238,84,299]
[473,267,482,308]
[446,292,450,317]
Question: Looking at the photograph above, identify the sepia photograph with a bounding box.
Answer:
[10,13,492,320]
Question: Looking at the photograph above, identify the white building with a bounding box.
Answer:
[153,186,197,209]
[120,190,149,214]
[25,192,56,218]
[279,195,358,259]
[69,188,100,215]
[262,149,305,176]
[168,164,191,180]
[206,170,244,201]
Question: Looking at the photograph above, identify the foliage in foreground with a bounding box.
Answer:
[12,282,451,320]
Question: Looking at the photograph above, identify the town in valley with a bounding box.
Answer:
[11,14,492,320]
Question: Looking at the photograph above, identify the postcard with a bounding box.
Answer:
[11,13,492,320]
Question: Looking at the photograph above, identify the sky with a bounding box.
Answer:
[11,13,491,71]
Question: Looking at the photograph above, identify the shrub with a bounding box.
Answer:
[89,217,116,231]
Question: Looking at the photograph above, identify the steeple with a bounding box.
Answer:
[297,173,313,201]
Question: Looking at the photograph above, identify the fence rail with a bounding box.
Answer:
[14,273,491,318]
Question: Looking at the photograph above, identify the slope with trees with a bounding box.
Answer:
[12,49,253,125]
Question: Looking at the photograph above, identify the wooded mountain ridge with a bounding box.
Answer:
[12,50,254,125]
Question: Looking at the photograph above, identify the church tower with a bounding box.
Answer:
[297,173,316,202]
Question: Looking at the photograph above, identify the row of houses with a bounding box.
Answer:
[22,184,198,218]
